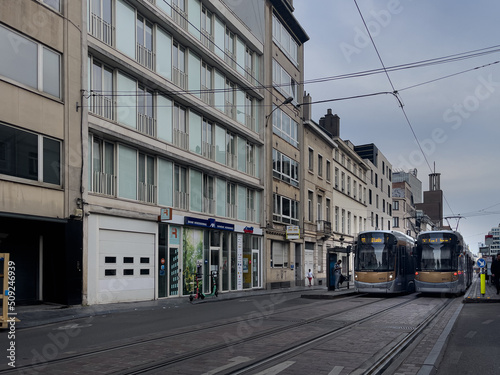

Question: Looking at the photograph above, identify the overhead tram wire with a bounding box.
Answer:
[353,0,457,217]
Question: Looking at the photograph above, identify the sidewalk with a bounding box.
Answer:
[463,273,500,303]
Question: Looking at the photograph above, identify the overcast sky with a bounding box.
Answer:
[293,0,500,253]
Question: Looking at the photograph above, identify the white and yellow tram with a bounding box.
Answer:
[354,230,416,294]
[414,230,473,295]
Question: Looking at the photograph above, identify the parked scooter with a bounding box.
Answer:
[204,271,218,298]
[189,265,205,302]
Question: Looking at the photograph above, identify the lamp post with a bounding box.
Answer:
[265,96,294,127]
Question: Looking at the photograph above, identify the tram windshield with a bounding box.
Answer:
[416,233,459,271]
[355,232,395,272]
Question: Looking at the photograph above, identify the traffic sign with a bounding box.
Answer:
[477,259,486,268]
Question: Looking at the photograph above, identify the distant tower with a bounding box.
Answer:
[416,172,444,229]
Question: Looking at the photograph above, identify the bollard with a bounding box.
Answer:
[481,271,486,295]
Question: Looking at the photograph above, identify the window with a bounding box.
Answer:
[203,174,215,214]
[272,241,288,268]
[89,135,115,195]
[227,182,236,218]
[247,189,256,222]
[173,104,187,149]
[318,155,323,177]
[272,59,297,102]
[201,6,214,51]
[0,123,60,185]
[173,41,186,88]
[246,141,256,176]
[174,165,188,209]
[272,106,298,147]
[226,131,236,168]
[0,24,60,97]
[393,217,399,228]
[137,86,155,136]
[335,207,339,232]
[335,168,339,188]
[326,160,331,181]
[308,191,313,222]
[136,15,154,69]
[394,200,399,210]
[40,0,60,11]
[273,194,299,225]
[89,0,112,45]
[224,29,235,68]
[89,57,114,120]
[245,47,254,83]
[202,118,214,159]
[138,153,156,203]
[225,79,235,118]
[272,14,298,65]
[201,63,213,105]
[171,0,187,29]
[317,195,323,221]
[272,149,299,186]
[326,198,331,224]
[244,94,255,131]
[341,172,345,192]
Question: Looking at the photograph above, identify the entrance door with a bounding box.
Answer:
[209,247,220,293]
[169,247,179,296]
[252,250,259,288]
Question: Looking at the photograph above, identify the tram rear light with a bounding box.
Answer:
[453,272,458,276]
[415,272,419,275]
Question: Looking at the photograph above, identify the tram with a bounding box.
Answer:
[354,230,416,294]
[414,230,473,295]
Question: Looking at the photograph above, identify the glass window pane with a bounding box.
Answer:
[0,25,37,89]
[43,48,60,97]
[43,137,60,184]
[43,0,60,11]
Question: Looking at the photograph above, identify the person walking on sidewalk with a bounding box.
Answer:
[491,253,500,294]
[307,269,314,286]
[334,260,342,290]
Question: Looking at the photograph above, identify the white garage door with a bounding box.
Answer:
[97,229,155,304]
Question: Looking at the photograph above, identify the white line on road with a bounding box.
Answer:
[253,361,295,375]
[202,356,251,375]
[464,330,477,338]
[329,366,345,375]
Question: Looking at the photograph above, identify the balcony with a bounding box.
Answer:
[138,182,157,204]
[201,29,214,52]
[136,44,155,70]
[202,141,214,160]
[89,93,115,121]
[226,152,236,169]
[171,4,188,30]
[174,191,189,210]
[137,113,156,137]
[173,67,187,89]
[226,203,236,219]
[92,171,116,196]
[173,129,189,150]
[89,13,113,46]
[317,220,332,235]
[203,197,215,215]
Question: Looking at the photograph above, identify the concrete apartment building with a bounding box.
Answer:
[354,143,392,232]
[392,169,421,237]
[265,0,308,289]
[0,0,83,305]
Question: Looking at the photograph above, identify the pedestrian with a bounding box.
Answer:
[334,259,342,290]
[307,269,314,286]
[491,254,500,295]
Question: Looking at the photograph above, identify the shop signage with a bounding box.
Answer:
[286,225,300,240]
[160,207,172,221]
[184,217,235,231]
[244,226,254,233]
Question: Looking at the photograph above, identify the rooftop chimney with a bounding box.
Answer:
[319,109,340,137]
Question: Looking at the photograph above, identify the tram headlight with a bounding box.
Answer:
[389,274,393,280]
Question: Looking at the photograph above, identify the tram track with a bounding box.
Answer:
[3,293,455,375]
[0,293,392,374]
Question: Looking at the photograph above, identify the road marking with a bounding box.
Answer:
[54,323,92,330]
[329,366,345,375]
[202,356,251,375]
[465,330,477,338]
[254,361,295,375]
[482,319,494,325]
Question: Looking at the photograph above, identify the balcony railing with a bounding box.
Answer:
[136,44,155,70]
[225,101,235,119]
[173,129,189,150]
[245,114,255,131]
[201,29,214,52]
[201,85,214,106]
[171,4,188,30]
[173,67,187,89]
[174,191,189,210]
[89,93,115,121]
[246,208,256,222]
[224,50,236,69]
[246,161,255,176]
[226,203,236,218]
[89,13,113,46]
[202,141,214,160]
[317,220,332,234]
[92,171,116,196]
[138,182,157,204]
[203,197,215,214]
[226,152,236,169]
[137,113,156,137]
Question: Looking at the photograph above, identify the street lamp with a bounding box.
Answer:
[265,96,294,127]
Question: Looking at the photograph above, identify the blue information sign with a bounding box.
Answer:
[477,259,486,268]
